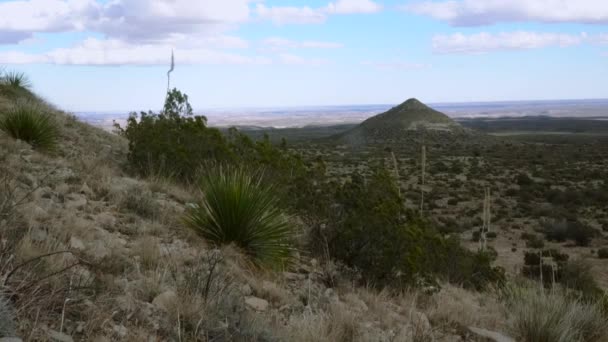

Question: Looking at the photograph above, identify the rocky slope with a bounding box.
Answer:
[0,95,512,341]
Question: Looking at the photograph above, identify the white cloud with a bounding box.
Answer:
[326,0,382,14]
[256,0,382,25]
[0,0,98,43]
[361,60,430,70]
[255,4,327,24]
[0,0,253,44]
[278,53,329,66]
[0,38,270,65]
[407,0,608,26]
[432,31,586,54]
[262,37,343,51]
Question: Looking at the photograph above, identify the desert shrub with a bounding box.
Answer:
[0,101,58,151]
[120,185,159,219]
[525,234,545,249]
[184,166,294,268]
[598,248,608,259]
[0,71,34,100]
[560,259,604,300]
[486,231,497,239]
[505,286,608,342]
[542,219,596,246]
[0,296,15,337]
[324,167,504,290]
[117,89,230,181]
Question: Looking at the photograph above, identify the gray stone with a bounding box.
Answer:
[47,329,74,342]
[70,237,85,251]
[468,327,515,342]
[152,290,177,311]
[241,284,253,296]
[245,296,269,311]
[0,338,24,342]
[30,227,48,242]
[65,193,87,210]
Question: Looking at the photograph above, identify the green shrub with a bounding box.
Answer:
[116,89,230,181]
[505,286,608,342]
[598,248,608,259]
[0,101,58,151]
[323,167,504,290]
[184,166,294,268]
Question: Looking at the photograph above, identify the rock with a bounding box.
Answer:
[283,271,305,281]
[47,329,74,342]
[0,338,23,342]
[245,296,269,311]
[70,237,85,251]
[409,311,431,332]
[112,324,128,338]
[80,183,94,197]
[88,241,109,260]
[65,193,87,210]
[468,327,515,342]
[30,227,48,242]
[152,290,177,311]
[241,284,253,296]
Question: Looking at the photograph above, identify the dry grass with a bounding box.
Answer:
[504,285,608,342]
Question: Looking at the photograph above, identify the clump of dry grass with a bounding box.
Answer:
[504,285,608,342]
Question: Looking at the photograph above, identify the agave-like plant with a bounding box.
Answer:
[184,166,294,268]
[0,101,59,151]
[1,71,32,90]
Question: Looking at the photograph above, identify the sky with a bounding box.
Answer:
[0,0,607,112]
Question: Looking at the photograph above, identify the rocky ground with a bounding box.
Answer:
[0,107,521,341]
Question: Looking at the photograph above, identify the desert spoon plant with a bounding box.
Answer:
[184,166,295,268]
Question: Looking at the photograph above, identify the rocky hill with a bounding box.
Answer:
[0,77,603,341]
[336,98,472,147]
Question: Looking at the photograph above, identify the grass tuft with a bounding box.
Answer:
[1,71,32,90]
[184,166,295,268]
[504,285,608,342]
[0,101,59,151]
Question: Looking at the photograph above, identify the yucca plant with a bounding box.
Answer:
[1,71,32,90]
[0,101,59,151]
[184,166,294,268]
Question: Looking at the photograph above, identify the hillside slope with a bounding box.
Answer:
[0,83,560,341]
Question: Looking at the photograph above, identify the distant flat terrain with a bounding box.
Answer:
[78,98,608,131]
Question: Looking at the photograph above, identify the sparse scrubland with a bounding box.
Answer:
[0,70,607,341]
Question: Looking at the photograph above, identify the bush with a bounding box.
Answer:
[542,219,596,247]
[184,166,294,268]
[560,259,604,300]
[117,89,230,181]
[505,286,608,342]
[598,248,608,259]
[324,167,504,290]
[0,70,35,101]
[0,101,58,151]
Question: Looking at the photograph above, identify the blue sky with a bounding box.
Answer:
[0,0,607,112]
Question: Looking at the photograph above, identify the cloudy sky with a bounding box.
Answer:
[1,0,607,112]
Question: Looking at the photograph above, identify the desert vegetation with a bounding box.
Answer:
[0,70,607,341]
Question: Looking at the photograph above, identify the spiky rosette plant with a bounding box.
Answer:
[184,166,295,268]
[0,101,59,151]
[1,71,32,90]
